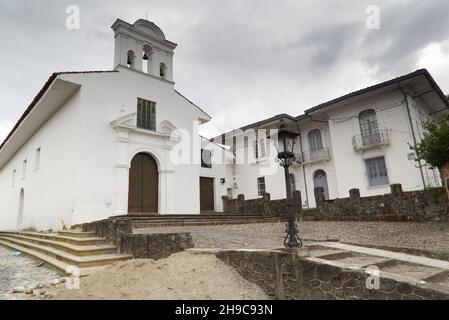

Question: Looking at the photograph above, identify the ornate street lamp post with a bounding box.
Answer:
[276,123,303,248]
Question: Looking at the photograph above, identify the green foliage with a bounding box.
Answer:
[425,187,444,204]
[412,114,449,169]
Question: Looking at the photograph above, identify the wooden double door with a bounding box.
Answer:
[128,153,159,214]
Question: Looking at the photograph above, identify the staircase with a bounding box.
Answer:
[0,230,132,276]
[124,214,286,229]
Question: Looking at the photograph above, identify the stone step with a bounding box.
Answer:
[132,218,283,228]
[309,248,353,260]
[58,230,97,238]
[0,239,104,276]
[0,233,117,256]
[380,261,446,281]
[129,217,282,222]
[112,213,274,219]
[0,231,106,246]
[0,236,131,268]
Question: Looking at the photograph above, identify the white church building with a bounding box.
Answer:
[0,18,448,231]
[0,19,231,230]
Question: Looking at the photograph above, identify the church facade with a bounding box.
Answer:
[0,19,229,230]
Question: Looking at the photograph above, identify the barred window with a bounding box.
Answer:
[257,177,266,196]
[365,156,389,186]
[137,98,156,131]
[359,109,380,146]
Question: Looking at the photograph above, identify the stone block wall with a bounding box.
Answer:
[120,233,194,260]
[80,218,194,260]
[222,191,303,217]
[314,184,448,222]
[217,249,449,300]
[81,219,132,248]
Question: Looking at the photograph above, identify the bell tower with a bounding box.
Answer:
[111,19,177,82]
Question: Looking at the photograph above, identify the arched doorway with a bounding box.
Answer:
[17,188,24,228]
[128,153,159,214]
[313,170,329,200]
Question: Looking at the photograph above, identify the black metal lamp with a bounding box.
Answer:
[276,122,302,248]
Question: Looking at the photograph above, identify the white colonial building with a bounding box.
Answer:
[214,69,448,208]
[1,18,448,231]
[0,19,230,230]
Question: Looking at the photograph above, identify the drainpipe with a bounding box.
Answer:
[400,86,427,189]
[295,122,310,208]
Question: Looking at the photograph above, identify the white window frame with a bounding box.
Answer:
[365,156,389,187]
[257,177,266,196]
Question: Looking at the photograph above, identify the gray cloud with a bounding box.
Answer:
[361,0,449,75]
[0,0,448,140]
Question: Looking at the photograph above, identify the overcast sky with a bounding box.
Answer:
[0,0,448,140]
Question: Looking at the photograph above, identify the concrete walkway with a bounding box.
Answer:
[317,242,449,270]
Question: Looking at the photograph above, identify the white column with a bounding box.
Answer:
[159,169,175,214]
[113,128,131,215]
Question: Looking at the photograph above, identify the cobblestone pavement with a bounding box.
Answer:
[0,246,60,300]
[137,221,449,258]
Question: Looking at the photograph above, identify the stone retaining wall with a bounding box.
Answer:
[80,219,194,260]
[120,233,194,260]
[216,249,449,300]
[314,184,448,222]
[222,191,303,217]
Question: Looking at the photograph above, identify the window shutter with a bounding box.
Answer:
[253,140,258,159]
[259,139,266,158]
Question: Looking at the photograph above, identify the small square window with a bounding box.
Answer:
[365,156,389,186]
[137,98,156,131]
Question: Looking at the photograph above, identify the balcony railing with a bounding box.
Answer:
[352,129,390,152]
[302,147,331,164]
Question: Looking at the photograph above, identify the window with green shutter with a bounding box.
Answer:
[137,98,156,131]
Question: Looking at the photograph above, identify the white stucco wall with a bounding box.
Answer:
[0,85,82,231]
[327,89,426,199]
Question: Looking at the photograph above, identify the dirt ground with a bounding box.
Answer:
[46,252,268,300]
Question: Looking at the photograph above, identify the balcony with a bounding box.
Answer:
[302,147,331,164]
[352,129,390,152]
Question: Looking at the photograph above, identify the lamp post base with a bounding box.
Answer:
[283,204,303,248]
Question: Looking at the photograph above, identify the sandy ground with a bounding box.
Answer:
[46,252,268,300]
